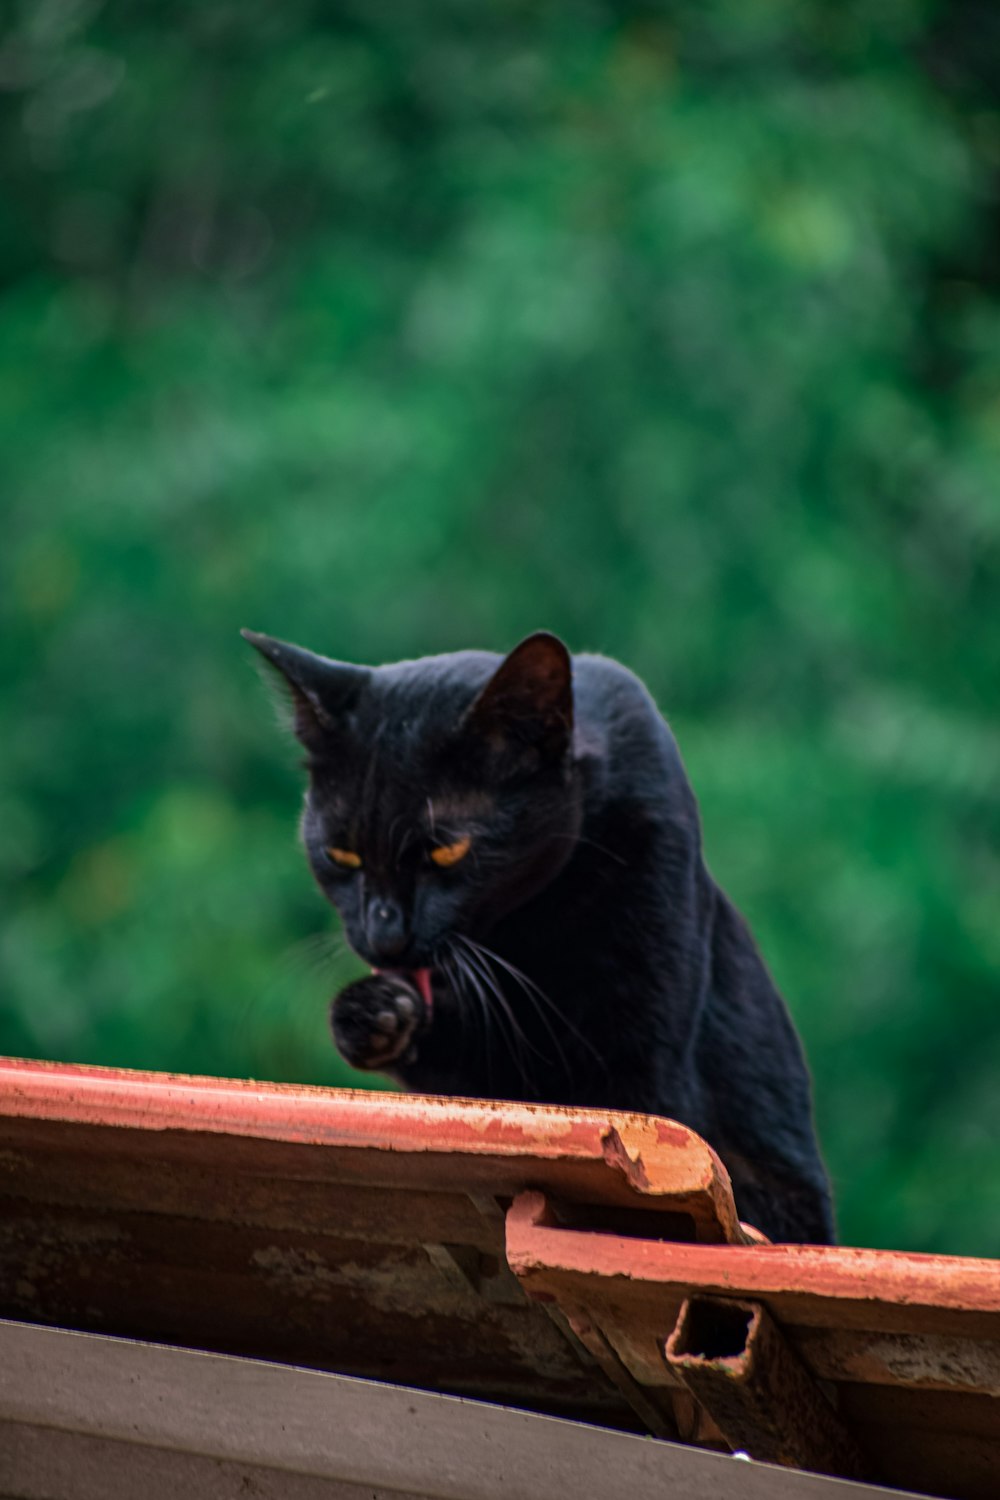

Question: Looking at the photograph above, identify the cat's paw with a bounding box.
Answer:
[329,974,426,1071]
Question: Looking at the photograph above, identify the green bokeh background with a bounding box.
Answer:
[3,2,999,1254]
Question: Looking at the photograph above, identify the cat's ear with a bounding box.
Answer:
[464,631,573,767]
[241,630,368,751]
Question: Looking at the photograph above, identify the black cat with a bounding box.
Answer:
[244,628,834,1244]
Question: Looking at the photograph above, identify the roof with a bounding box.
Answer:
[1,1056,998,1500]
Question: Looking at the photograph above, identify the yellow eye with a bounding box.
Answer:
[430,836,471,868]
[327,847,362,869]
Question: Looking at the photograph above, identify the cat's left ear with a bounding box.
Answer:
[464,631,573,766]
[241,630,368,751]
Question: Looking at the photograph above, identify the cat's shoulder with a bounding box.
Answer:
[572,651,663,722]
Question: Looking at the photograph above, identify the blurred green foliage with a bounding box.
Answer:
[2,1,999,1254]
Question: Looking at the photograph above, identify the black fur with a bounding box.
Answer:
[244,628,834,1243]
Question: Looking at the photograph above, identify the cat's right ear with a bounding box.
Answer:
[463,631,573,771]
[241,631,368,752]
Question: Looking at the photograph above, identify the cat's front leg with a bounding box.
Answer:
[329,974,428,1071]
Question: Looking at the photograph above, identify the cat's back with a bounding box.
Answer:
[571,652,682,794]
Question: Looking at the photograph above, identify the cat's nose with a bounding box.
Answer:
[365,896,408,960]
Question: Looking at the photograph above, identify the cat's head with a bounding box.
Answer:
[244,630,582,971]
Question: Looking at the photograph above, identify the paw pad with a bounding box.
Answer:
[330,975,426,1070]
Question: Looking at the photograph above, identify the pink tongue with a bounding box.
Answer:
[373,965,434,1019]
[411,967,434,1012]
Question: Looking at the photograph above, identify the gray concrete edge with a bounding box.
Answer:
[0,1319,926,1500]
